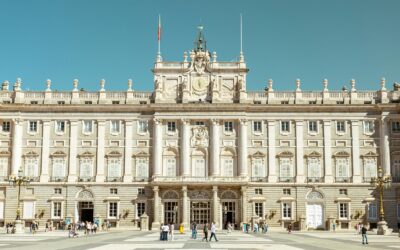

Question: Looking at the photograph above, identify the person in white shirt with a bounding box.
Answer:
[169,222,175,241]
[209,222,218,242]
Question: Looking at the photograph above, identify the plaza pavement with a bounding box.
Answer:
[0,229,399,250]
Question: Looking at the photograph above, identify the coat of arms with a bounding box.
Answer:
[191,126,209,148]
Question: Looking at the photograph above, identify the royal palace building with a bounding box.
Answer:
[0,28,399,232]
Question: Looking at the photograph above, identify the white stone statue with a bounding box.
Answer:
[100,79,105,91]
[296,78,301,91]
[323,79,328,91]
[127,79,133,91]
[350,79,356,92]
[73,79,78,91]
[46,79,51,91]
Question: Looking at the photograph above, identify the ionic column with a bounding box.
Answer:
[182,186,188,228]
[151,186,161,230]
[380,114,391,176]
[124,120,133,182]
[68,120,78,182]
[181,119,190,176]
[211,119,220,176]
[351,120,361,183]
[40,120,51,182]
[241,186,247,225]
[11,119,23,176]
[153,118,163,177]
[323,120,333,183]
[295,120,305,183]
[212,186,219,226]
[96,120,106,182]
[239,119,248,177]
[267,120,277,182]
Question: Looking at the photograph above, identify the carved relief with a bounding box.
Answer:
[307,191,323,200]
[221,190,237,199]
[191,126,209,148]
[190,190,210,199]
[162,190,179,199]
[77,190,94,200]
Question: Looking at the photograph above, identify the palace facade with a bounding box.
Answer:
[0,28,399,231]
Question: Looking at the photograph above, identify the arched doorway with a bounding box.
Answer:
[75,189,95,223]
[162,190,180,224]
[221,190,238,229]
[306,191,324,229]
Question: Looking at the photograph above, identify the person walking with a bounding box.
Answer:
[202,223,209,242]
[169,222,175,241]
[191,222,197,239]
[361,225,368,244]
[209,222,218,242]
[264,223,269,234]
[287,223,292,233]
[227,222,233,234]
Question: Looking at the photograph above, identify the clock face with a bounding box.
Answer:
[193,77,208,92]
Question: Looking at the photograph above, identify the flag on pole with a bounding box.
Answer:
[157,15,161,41]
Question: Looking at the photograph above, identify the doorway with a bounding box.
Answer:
[164,201,179,224]
[190,201,210,228]
[306,203,323,229]
[222,201,236,229]
[79,201,94,222]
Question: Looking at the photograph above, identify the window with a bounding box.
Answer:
[167,121,176,132]
[308,121,318,133]
[52,157,66,178]
[136,158,149,178]
[195,121,205,126]
[194,158,206,177]
[85,101,92,104]
[137,202,145,218]
[336,121,346,133]
[368,203,377,220]
[364,158,377,179]
[397,203,400,220]
[252,158,264,177]
[336,158,349,178]
[83,120,93,134]
[53,202,62,218]
[339,189,347,195]
[2,121,10,132]
[307,158,321,178]
[224,121,233,133]
[29,121,37,133]
[282,203,292,219]
[138,121,148,133]
[57,101,65,105]
[23,201,35,219]
[281,121,290,133]
[309,101,317,104]
[283,189,291,195]
[224,158,234,177]
[165,158,176,176]
[280,158,292,178]
[363,120,375,134]
[0,201,4,219]
[109,202,118,218]
[255,188,263,195]
[392,156,400,178]
[138,188,145,195]
[80,158,93,178]
[111,120,120,134]
[108,158,121,178]
[54,188,62,194]
[339,203,348,219]
[25,157,38,177]
[30,101,38,104]
[0,157,8,177]
[255,202,263,218]
[112,101,120,104]
[392,121,400,133]
[55,121,65,133]
[253,121,262,133]
[110,188,118,195]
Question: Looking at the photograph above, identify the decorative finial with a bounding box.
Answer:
[194,25,206,52]
[183,51,188,62]
[268,79,273,91]
[239,13,244,63]
[46,79,51,91]
[350,79,356,92]
[127,79,133,91]
[296,78,301,91]
[380,77,386,91]
[73,79,78,91]
[323,79,328,91]
[212,51,217,63]
[2,80,9,91]
[100,79,105,91]
[14,78,22,91]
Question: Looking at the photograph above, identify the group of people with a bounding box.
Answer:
[242,222,269,234]
[160,221,219,242]
[160,222,175,241]
[5,223,15,234]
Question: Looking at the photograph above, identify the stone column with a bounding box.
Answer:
[182,186,188,228]
[40,120,51,182]
[124,120,133,182]
[68,120,78,182]
[295,120,305,183]
[323,120,333,183]
[151,186,161,230]
[239,119,248,177]
[267,120,277,182]
[212,186,219,226]
[11,119,23,176]
[241,186,247,225]
[351,120,361,183]
[181,119,190,176]
[96,120,105,182]
[153,118,163,177]
[380,114,391,176]
[210,119,220,176]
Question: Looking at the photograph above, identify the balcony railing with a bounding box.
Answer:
[250,177,268,182]
[133,177,150,182]
[28,176,40,182]
[105,177,123,182]
[50,177,67,182]
[78,177,95,182]
[335,177,352,183]
[152,176,248,183]
[392,176,400,183]
[0,176,7,182]
[362,177,375,183]
[306,177,324,183]
[278,177,295,183]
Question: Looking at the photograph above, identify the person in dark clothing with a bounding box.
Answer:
[202,223,208,242]
[361,225,368,244]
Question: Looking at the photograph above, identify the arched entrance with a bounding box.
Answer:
[75,190,95,223]
[306,191,324,229]
[221,190,238,229]
[162,190,180,224]
[190,190,211,228]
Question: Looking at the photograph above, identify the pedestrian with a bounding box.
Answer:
[191,221,197,239]
[162,223,169,241]
[45,222,49,232]
[355,223,360,235]
[209,222,218,242]
[169,222,175,241]
[287,223,292,233]
[332,222,336,232]
[361,225,368,244]
[264,223,269,234]
[253,222,259,233]
[227,222,233,234]
[179,222,184,234]
[202,223,208,242]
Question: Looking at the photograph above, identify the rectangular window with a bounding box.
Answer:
[138,188,145,195]
[0,157,8,177]
[252,158,264,177]
[253,121,262,133]
[166,158,176,176]
[108,158,121,178]
[308,121,318,133]
[138,121,148,133]
[0,201,3,219]
[83,120,93,133]
[283,203,292,219]
[307,158,320,178]
[136,158,149,178]
[392,121,400,133]
[255,188,263,195]
[281,121,290,133]
[255,202,263,218]
[52,157,66,178]
[2,121,10,132]
[195,121,205,126]
[53,202,62,218]
[224,158,234,177]
[339,203,348,219]
[112,101,120,104]
[57,101,65,105]
[167,121,176,132]
[56,121,65,133]
[364,120,375,134]
[54,188,62,194]
[336,158,349,178]
[397,203,400,220]
[339,189,347,195]
[85,101,92,105]
[29,121,37,133]
[109,202,118,218]
[111,120,120,134]
[224,121,233,132]
[283,188,291,195]
[137,202,145,218]
[280,158,292,178]
[25,157,38,177]
[368,203,377,220]
[80,158,93,178]
[336,121,346,133]
[110,188,118,195]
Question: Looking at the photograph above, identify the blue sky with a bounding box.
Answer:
[0,0,399,91]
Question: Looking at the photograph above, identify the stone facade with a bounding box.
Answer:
[0,28,399,231]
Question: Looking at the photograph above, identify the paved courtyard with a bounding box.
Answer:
[0,230,399,250]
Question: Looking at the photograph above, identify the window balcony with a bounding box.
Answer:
[151,176,249,184]
[105,177,122,182]
[0,176,7,182]
[250,177,268,182]
[335,177,352,183]
[50,177,67,182]
[392,176,400,183]
[133,177,150,182]
[278,177,295,183]
[362,177,376,183]
[28,176,40,182]
[306,177,324,183]
[78,177,95,182]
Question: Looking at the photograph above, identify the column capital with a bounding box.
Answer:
[124,120,134,126]
[212,186,218,192]
[180,118,190,125]
[351,120,360,125]
[295,120,304,125]
[182,186,188,192]
[211,118,220,125]
[153,186,159,192]
[323,120,331,125]
[241,186,247,193]
[97,120,106,125]
[70,120,79,126]
[12,118,23,125]
[267,120,276,126]
[42,120,51,124]
[153,118,162,125]
[239,118,248,125]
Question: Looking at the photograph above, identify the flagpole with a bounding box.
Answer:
[239,13,244,62]
[157,14,162,62]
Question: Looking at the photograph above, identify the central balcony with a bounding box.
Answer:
[151,176,249,185]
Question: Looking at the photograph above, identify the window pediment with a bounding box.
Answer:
[23,151,39,157]
[251,151,266,158]
[78,151,94,158]
[277,151,294,158]
[361,151,378,158]
[0,151,10,157]
[50,151,67,158]
[333,151,350,158]
[305,151,321,158]
[220,147,236,156]
[106,151,122,158]
[134,151,149,157]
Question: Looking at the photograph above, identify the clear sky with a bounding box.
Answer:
[0,0,399,91]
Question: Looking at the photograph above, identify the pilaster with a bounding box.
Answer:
[241,186,247,225]
[351,120,361,183]
[323,120,333,183]
[40,120,51,182]
[151,186,161,230]
[181,119,190,176]
[11,119,23,176]
[239,119,248,177]
[68,120,78,182]
[182,186,188,228]
[211,119,220,176]
[123,120,133,182]
[267,120,277,182]
[96,120,106,182]
[380,114,391,176]
[153,118,163,177]
[212,186,219,226]
[295,120,305,183]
